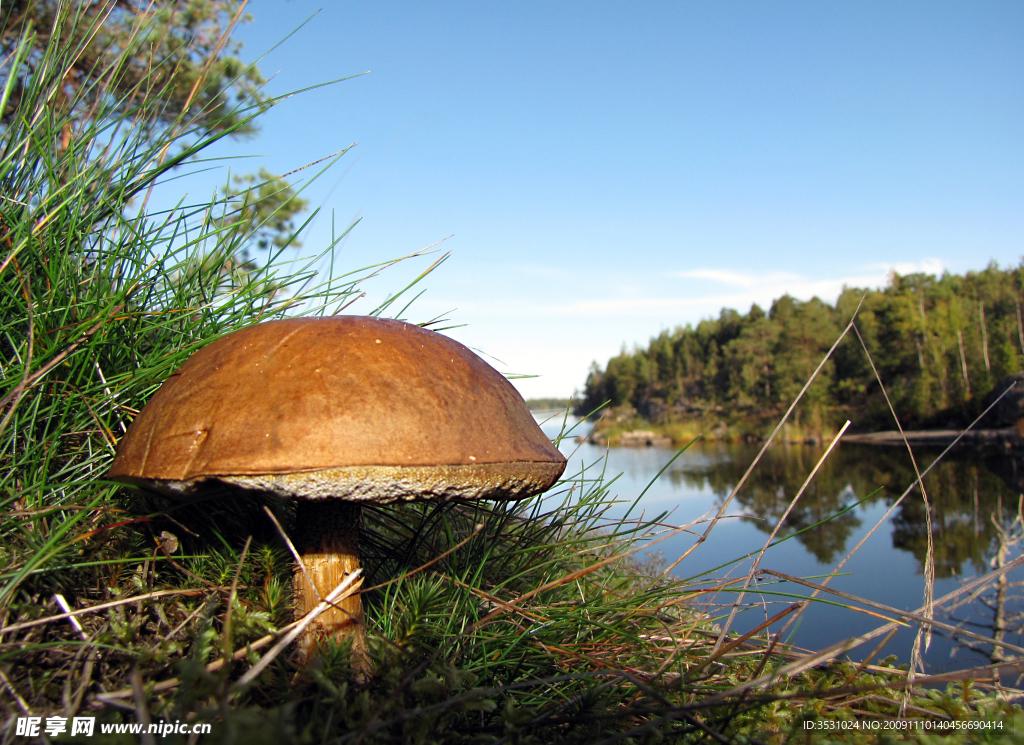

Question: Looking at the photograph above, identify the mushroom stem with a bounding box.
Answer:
[293,500,371,681]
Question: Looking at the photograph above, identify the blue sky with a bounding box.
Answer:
[168,1,1023,398]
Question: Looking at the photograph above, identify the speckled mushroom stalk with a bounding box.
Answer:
[292,500,370,678]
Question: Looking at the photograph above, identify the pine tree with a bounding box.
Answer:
[0,0,306,255]
[577,262,1024,433]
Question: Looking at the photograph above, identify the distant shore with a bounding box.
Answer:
[842,428,1020,447]
[579,426,1022,450]
[526,400,1023,450]
[573,411,1022,450]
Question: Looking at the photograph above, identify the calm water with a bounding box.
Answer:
[536,412,1024,673]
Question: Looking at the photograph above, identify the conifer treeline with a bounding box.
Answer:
[576,262,1024,432]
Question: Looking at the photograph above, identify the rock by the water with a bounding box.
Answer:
[619,430,672,447]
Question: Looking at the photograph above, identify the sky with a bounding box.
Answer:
[163,1,1024,399]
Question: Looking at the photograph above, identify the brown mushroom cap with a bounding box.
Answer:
[108,316,566,503]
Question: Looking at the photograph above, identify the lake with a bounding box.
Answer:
[535,411,1024,673]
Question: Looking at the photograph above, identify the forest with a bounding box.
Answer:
[576,262,1024,434]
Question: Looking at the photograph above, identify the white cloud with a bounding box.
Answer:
[414,258,953,327]
[403,257,953,398]
[557,272,887,318]
[866,258,946,277]
[562,293,765,315]
[673,269,802,287]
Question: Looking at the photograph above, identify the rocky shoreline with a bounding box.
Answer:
[842,428,1021,447]
[577,423,1023,450]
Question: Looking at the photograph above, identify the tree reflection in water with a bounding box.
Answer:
[941,496,1024,664]
[666,441,1024,663]
[668,442,1018,575]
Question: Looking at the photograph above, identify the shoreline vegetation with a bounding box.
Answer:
[560,263,1024,450]
[2,5,1022,742]
[527,400,1023,450]
[573,408,1023,450]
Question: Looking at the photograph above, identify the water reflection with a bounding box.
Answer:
[672,442,1018,576]
[538,412,1024,670]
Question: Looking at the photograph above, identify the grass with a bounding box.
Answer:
[1,6,1023,743]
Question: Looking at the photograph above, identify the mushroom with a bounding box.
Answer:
[107,316,567,679]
